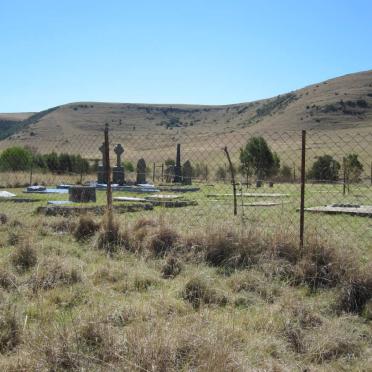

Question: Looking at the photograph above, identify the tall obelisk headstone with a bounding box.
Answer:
[174,144,182,183]
[97,142,108,184]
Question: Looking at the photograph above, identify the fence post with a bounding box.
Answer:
[29,159,33,186]
[223,146,237,216]
[299,130,306,250]
[343,157,346,196]
[104,124,113,221]
[153,162,156,182]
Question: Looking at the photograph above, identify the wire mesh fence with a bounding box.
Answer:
[0,127,371,247]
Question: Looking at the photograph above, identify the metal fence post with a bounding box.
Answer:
[104,124,113,219]
[299,130,306,250]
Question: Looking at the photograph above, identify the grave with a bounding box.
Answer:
[207,193,289,198]
[0,191,16,198]
[256,180,262,188]
[136,158,147,184]
[48,200,74,205]
[304,204,372,217]
[69,186,96,203]
[158,186,200,193]
[25,188,68,194]
[182,160,192,185]
[146,194,182,200]
[113,144,125,185]
[37,203,154,216]
[113,196,147,202]
[148,199,198,208]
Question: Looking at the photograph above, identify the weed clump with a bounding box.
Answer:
[291,241,353,290]
[31,258,81,292]
[133,218,157,231]
[96,215,127,253]
[0,213,8,225]
[0,269,17,291]
[11,239,37,272]
[148,226,179,257]
[0,306,21,353]
[161,256,182,279]
[73,215,99,241]
[337,269,372,314]
[182,277,227,309]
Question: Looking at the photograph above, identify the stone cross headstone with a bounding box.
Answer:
[136,158,147,184]
[174,144,182,183]
[113,144,125,185]
[182,160,192,185]
[114,144,124,167]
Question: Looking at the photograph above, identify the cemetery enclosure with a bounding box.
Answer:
[0,129,371,248]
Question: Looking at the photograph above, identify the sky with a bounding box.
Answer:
[1,0,371,113]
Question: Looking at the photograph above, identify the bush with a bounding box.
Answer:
[73,216,99,241]
[11,239,37,272]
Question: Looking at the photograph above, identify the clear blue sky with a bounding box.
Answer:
[1,0,371,112]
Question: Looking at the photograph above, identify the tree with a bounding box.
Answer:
[0,147,32,171]
[344,153,363,183]
[239,136,279,179]
[308,155,340,181]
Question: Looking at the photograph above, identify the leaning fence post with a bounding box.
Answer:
[223,146,237,216]
[299,130,306,250]
[104,124,113,223]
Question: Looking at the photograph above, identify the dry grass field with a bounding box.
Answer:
[0,207,371,371]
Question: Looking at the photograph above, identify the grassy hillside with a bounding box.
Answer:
[0,70,371,154]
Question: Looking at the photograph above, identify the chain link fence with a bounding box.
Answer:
[0,128,371,247]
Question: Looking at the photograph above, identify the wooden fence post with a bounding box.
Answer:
[299,130,306,251]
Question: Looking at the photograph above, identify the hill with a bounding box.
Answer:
[1,70,371,155]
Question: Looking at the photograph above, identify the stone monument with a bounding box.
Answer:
[136,158,147,184]
[113,144,125,185]
[69,186,96,203]
[97,143,108,184]
[173,144,182,183]
[182,160,192,185]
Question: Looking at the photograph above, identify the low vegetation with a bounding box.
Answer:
[0,213,370,371]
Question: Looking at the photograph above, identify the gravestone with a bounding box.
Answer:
[113,144,125,185]
[268,181,274,188]
[182,160,192,185]
[136,158,147,184]
[97,143,108,184]
[174,144,182,183]
[69,186,96,203]
[256,180,262,188]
